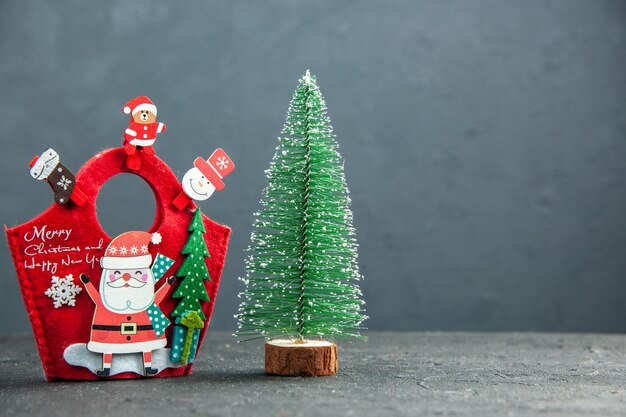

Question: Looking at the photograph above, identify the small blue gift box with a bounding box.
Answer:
[170,311,204,364]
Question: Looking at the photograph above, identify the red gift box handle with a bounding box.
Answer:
[76,147,191,234]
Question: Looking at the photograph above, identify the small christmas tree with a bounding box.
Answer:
[172,208,211,320]
[237,71,367,359]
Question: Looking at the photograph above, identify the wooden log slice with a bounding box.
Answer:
[265,339,338,376]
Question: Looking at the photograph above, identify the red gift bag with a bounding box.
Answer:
[5,148,230,381]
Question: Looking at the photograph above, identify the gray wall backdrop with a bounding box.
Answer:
[1,0,625,335]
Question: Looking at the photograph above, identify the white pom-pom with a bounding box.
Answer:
[123,106,131,114]
[151,232,162,245]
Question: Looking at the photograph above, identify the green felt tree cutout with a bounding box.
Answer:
[237,70,367,342]
[172,208,211,320]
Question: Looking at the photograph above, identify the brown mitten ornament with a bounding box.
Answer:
[29,148,87,206]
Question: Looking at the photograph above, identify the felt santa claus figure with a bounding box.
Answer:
[173,148,235,210]
[122,96,167,170]
[79,231,174,377]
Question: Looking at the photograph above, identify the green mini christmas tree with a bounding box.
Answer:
[172,208,211,320]
[237,70,367,343]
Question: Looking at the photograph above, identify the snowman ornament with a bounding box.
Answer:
[173,148,235,210]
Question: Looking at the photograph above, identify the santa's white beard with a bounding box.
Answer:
[100,271,155,313]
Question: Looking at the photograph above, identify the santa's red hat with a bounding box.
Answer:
[100,231,162,270]
[123,96,157,116]
[193,148,235,191]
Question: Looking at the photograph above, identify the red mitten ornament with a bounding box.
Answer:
[5,147,230,381]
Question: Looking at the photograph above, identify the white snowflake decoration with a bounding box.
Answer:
[56,175,72,190]
[216,156,229,170]
[44,274,82,308]
[151,232,162,245]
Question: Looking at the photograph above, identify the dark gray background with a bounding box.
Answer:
[1,0,625,335]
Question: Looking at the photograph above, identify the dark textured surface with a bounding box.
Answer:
[0,332,625,416]
[2,1,626,334]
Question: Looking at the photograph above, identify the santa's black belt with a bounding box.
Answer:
[92,324,153,334]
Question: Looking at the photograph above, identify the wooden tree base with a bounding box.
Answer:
[265,340,338,376]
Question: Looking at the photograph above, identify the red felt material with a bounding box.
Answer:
[126,149,143,170]
[173,192,192,211]
[70,186,87,207]
[5,147,230,381]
